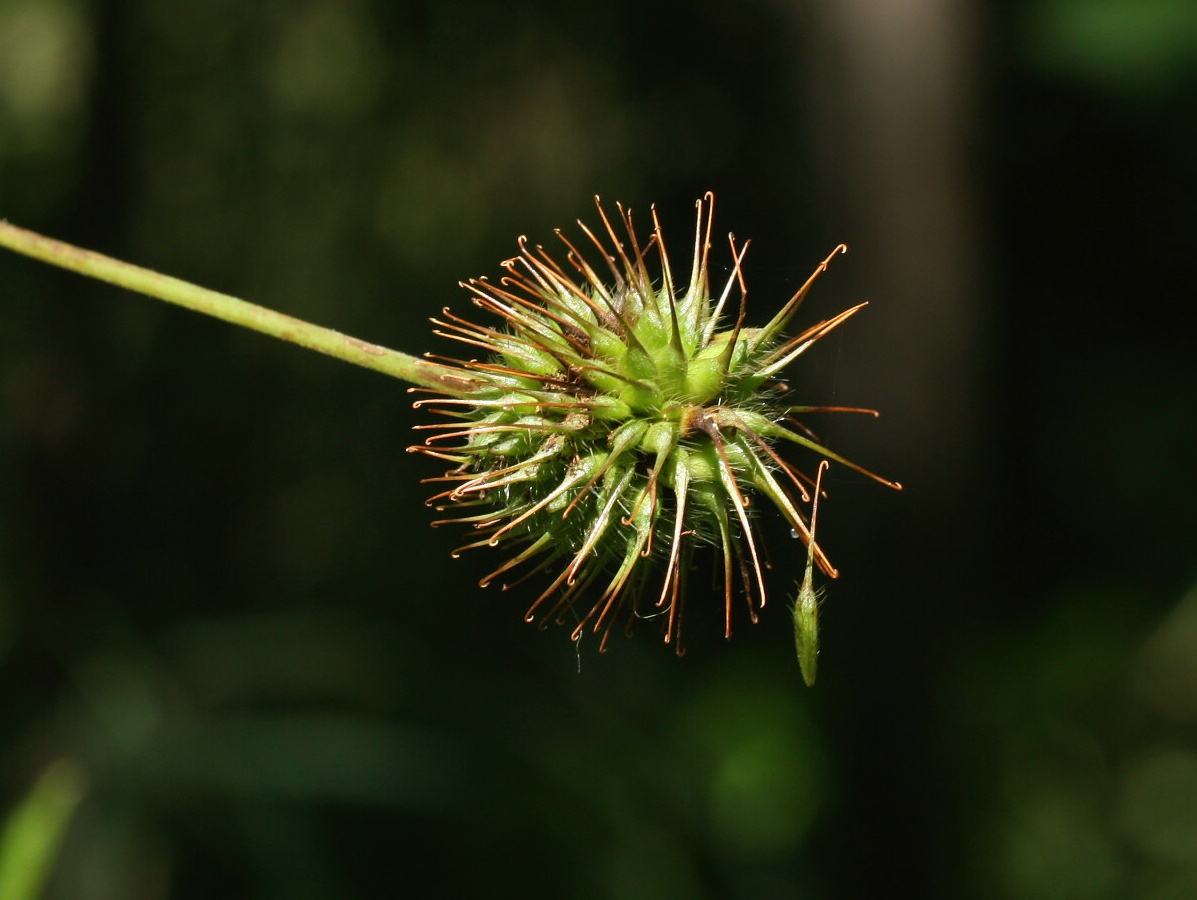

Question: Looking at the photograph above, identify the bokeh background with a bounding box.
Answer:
[2,0,1196,897]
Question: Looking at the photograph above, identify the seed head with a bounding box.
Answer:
[409,193,899,656]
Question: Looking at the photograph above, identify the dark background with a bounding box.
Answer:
[2,0,1196,897]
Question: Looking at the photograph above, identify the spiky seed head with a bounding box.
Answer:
[408,193,899,658]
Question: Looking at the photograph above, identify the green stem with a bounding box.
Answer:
[0,220,477,395]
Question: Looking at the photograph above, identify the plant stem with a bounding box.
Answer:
[0,220,478,395]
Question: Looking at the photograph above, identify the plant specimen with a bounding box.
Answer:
[0,193,898,679]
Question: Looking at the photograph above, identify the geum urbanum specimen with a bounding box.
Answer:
[0,192,898,680]
[409,194,900,662]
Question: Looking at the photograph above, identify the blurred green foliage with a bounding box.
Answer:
[1022,0,1197,98]
[1,0,1195,897]
[0,760,85,900]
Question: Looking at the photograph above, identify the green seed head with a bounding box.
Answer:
[409,194,899,658]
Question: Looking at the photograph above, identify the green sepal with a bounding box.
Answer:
[792,580,820,687]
